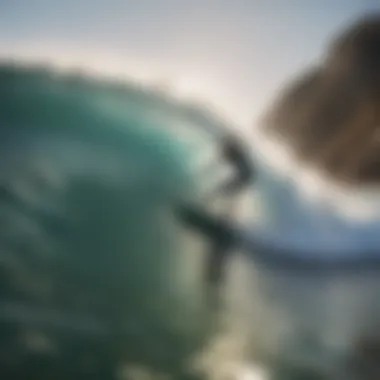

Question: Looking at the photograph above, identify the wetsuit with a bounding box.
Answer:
[206,135,255,286]
[214,135,254,194]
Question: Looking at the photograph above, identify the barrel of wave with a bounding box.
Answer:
[0,63,226,377]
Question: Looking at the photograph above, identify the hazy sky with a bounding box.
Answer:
[0,0,379,128]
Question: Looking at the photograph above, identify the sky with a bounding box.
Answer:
[0,0,379,128]
[1,2,380,377]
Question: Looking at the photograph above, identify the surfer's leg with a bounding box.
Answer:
[205,237,232,286]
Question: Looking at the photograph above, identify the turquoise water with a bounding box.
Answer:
[0,63,252,379]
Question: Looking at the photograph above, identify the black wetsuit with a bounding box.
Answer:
[207,136,255,286]
[219,135,254,196]
[179,135,254,288]
[191,136,255,286]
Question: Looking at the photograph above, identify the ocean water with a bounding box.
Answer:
[6,62,380,380]
[0,62,268,380]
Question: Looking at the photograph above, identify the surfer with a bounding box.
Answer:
[204,132,255,287]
